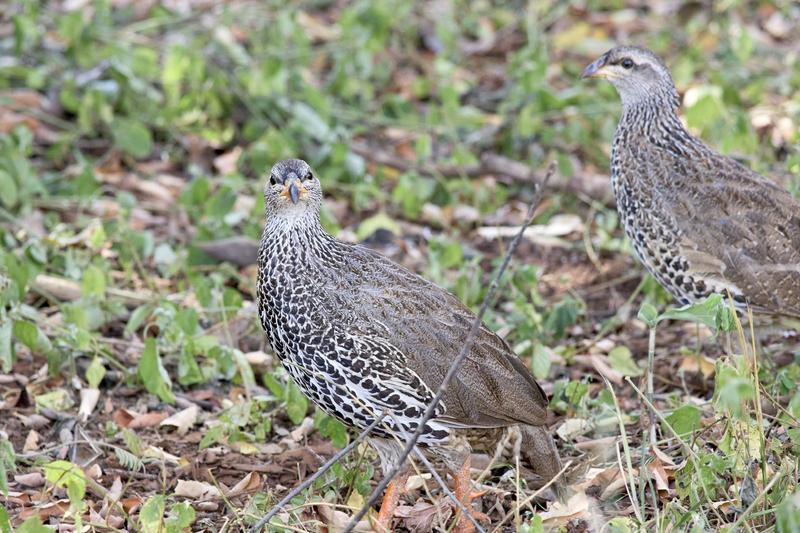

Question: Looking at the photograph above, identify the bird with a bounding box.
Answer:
[582,45,800,327]
[256,159,562,532]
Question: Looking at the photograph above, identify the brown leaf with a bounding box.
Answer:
[212,146,242,175]
[23,430,41,452]
[174,479,222,500]
[160,404,199,435]
[396,500,453,533]
[14,472,45,488]
[112,408,168,428]
[225,472,262,498]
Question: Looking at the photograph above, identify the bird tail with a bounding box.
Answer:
[519,425,567,502]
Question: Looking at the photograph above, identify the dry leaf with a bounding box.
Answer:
[79,388,101,420]
[213,146,242,175]
[160,404,199,435]
[15,472,45,488]
[225,472,262,498]
[112,408,168,428]
[395,500,453,533]
[539,491,590,526]
[678,354,715,378]
[23,429,41,452]
[174,479,221,500]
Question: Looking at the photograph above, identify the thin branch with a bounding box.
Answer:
[343,162,555,532]
[249,412,387,533]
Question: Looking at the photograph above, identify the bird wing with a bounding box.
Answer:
[656,150,800,318]
[325,244,550,430]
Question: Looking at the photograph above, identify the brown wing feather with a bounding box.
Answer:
[656,151,800,318]
[321,244,549,429]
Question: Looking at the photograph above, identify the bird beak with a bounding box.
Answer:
[281,179,306,204]
[581,56,608,79]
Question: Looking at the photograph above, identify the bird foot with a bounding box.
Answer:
[452,458,489,533]
[373,472,409,533]
[453,508,490,533]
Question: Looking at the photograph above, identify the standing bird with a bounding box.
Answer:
[582,46,800,326]
[256,159,561,532]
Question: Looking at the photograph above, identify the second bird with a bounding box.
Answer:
[583,46,800,326]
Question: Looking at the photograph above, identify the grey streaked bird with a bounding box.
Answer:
[583,45,800,326]
[256,159,561,532]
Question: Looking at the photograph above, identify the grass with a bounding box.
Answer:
[0,0,799,531]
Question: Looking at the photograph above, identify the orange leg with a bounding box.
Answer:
[375,471,409,532]
[453,456,490,533]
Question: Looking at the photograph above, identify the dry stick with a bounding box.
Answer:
[343,163,554,533]
[249,413,387,533]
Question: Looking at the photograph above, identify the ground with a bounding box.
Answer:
[1,1,799,532]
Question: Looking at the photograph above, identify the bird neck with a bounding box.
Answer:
[617,93,705,157]
[263,210,330,251]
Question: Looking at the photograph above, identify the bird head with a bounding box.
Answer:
[264,159,323,220]
[581,46,680,109]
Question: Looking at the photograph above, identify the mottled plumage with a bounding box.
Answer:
[583,46,800,321]
[256,159,561,529]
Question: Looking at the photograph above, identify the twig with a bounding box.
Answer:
[343,162,554,533]
[248,413,387,533]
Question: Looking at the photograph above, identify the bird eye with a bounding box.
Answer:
[304,171,314,182]
[269,173,279,186]
[621,58,634,69]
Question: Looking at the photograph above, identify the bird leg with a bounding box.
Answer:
[375,471,409,532]
[453,455,489,533]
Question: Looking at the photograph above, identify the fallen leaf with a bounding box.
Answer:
[405,473,432,491]
[396,500,453,533]
[213,146,242,175]
[23,429,41,452]
[678,354,716,379]
[539,491,590,526]
[79,388,101,420]
[112,408,168,428]
[175,479,221,500]
[160,404,199,435]
[15,472,45,488]
[225,472,262,498]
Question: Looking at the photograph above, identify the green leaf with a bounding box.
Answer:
[658,294,724,330]
[0,171,18,209]
[137,338,175,404]
[81,264,106,298]
[664,404,701,437]
[111,118,153,158]
[13,320,39,351]
[520,515,544,533]
[233,349,255,390]
[0,320,13,373]
[16,517,51,533]
[530,343,551,380]
[35,389,73,411]
[85,357,106,388]
[0,505,11,533]
[43,460,86,502]
[777,492,800,533]
[139,494,166,533]
[285,380,309,425]
[356,211,401,241]
[125,303,155,337]
[199,424,225,450]
[637,302,658,327]
[608,345,643,377]
[166,501,196,532]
